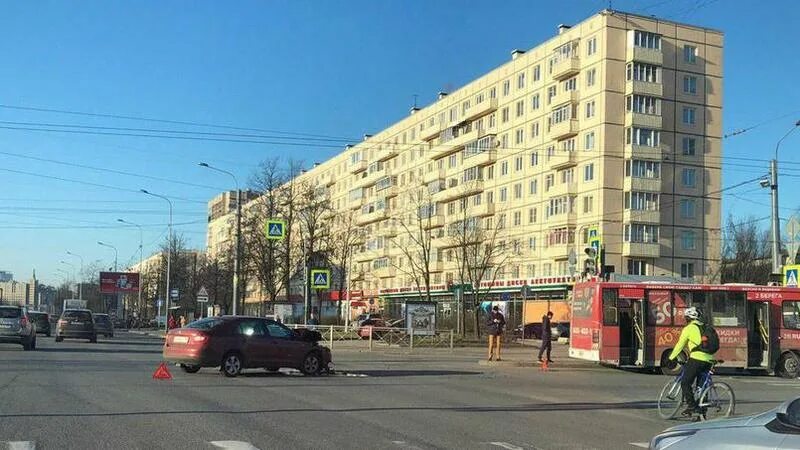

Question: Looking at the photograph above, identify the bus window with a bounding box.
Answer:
[572,285,594,318]
[673,291,706,326]
[710,291,745,327]
[784,301,800,330]
[647,290,672,326]
[602,289,618,326]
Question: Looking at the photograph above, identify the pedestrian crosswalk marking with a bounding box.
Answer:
[210,441,261,450]
[4,442,35,450]
[488,443,524,450]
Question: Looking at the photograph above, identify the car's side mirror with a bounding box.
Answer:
[776,397,800,430]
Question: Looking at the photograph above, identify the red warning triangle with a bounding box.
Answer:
[152,362,173,380]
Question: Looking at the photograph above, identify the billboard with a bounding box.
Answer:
[405,302,436,336]
[99,272,140,294]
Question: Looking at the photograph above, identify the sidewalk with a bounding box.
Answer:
[127,329,166,339]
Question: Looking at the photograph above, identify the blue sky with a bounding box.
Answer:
[0,0,798,284]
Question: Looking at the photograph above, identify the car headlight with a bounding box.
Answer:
[649,430,697,449]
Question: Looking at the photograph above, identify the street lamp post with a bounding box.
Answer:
[141,189,173,333]
[97,241,119,271]
[199,162,242,316]
[118,219,144,318]
[65,251,84,300]
[59,261,76,296]
[769,120,800,275]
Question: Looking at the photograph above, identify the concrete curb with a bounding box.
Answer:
[477,359,597,369]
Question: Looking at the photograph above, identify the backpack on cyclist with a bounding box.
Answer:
[696,322,720,354]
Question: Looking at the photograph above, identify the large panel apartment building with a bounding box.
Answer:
[212,9,723,305]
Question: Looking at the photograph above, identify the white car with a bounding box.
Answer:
[649,396,800,449]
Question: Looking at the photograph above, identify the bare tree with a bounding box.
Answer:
[721,215,771,284]
[198,253,233,315]
[390,185,438,303]
[327,208,363,323]
[295,180,334,321]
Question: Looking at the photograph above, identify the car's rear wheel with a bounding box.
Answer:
[180,364,201,374]
[222,353,243,377]
[301,352,322,376]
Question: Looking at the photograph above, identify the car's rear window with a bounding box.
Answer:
[63,311,92,320]
[0,308,21,318]
[186,318,223,330]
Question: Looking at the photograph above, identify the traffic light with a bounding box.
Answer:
[584,247,597,275]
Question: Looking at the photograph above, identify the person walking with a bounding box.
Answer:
[179,315,186,328]
[167,315,176,330]
[486,305,506,361]
[538,311,554,363]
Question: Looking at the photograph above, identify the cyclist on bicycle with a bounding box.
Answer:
[668,306,714,416]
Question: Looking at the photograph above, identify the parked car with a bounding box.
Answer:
[354,313,382,327]
[55,309,97,343]
[357,317,387,339]
[0,305,37,350]
[163,316,333,377]
[27,311,51,337]
[649,396,800,449]
[93,313,114,338]
[514,322,570,340]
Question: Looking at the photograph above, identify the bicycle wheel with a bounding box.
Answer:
[657,379,684,419]
[698,381,735,421]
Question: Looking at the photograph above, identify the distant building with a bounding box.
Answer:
[0,271,12,283]
[0,271,37,306]
[206,190,258,260]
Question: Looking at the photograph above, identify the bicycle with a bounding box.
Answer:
[657,359,735,421]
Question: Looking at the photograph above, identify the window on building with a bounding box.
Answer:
[545,174,554,191]
[626,160,661,178]
[585,131,595,150]
[501,107,510,123]
[516,100,525,117]
[547,86,557,104]
[533,65,541,82]
[515,156,523,172]
[515,128,524,145]
[682,137,697,156]
[530,152,539,167]
[682,168,697,187]
[624,191,660,211]
[681,231,696,250]
[513,211,522,226]
[680,262,695,279]
[500,161,509,176]
[627,259,648,276]
[487,191,494,203]
[529,178,538,195]
[489,86,497,99]
[684,44,697,64]
[501,133,508,149]
[683,75,697,95]
[587,37,597,55]
[583,163,594,182]
[626,62,661,83]
[503,79,510,96]
[529,208,537,224]
[543,263,552,276]
[627,127,660,147]
[448,154,457,168]
[513,183,522,199]
[527,264,536,277]
[563,77,577,92]
[682,107,696,125]
[680,199,697,219]
[531,122,540,138]
[487,166,494,180]
[499,187,507,202]
[626,95,661,115]
[531,94,540,110]
[517,72,526,89]
[585,100,596,118]
[561,168,575,184]
[633,30,661,49]
[624,224,659,243]
[489,113,496,128]
[583,195,593,213]
[587,68,596,87]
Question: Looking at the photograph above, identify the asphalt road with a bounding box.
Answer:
[0,332,797,450]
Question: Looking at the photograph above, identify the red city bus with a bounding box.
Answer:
[569,280,800,377]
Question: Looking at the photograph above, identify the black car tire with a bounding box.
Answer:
[55,336,63,343]
[180,364,201,374]
[300,351,322,376]
[222,352,243,377]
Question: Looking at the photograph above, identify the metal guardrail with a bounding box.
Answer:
[287,324,455,351]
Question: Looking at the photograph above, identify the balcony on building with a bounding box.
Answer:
[547,119,579,141]
[375,176,399,198]
[543,243,572,260]
[550,89,579,108]
[549,150,578,170]
[627,45,663,66]
[358,163,388,188]
[373,266,396,279]
[551,55,580,81]
[423,167,447,184]
[471,202,495,217]
[357,207,389,226]
[462,134,497,166]
[624,80,663,98]
[431,179,484,203]
[429,126,480,160]
[376,145,399,163]
[428,260,444,273]
[625,112,663,129]
[623,209,661,224]
[624,176,662,192]
[376,222,398,238]
[422,213,445,230]
[461,98,499,122]
[419,121,442,141]
[546,210,578,228]
[350,159,368,174]
[547,181,578,198]
[623,241,660,258]
[354,249,375,263]
[624,143,664,161]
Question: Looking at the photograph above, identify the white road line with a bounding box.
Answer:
[629,442,649,448]
[390,440,423,449]
[209,441,261,450]
[488,442,524,450]
[6,442,36,450]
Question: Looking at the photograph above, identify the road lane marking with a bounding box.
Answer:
[488,442,523,450]
[209,441,261,450]
[629,443,649,448]
[390,440,423,449]
[6,442,36,450]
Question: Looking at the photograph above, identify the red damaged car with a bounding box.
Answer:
[163,316,332,377]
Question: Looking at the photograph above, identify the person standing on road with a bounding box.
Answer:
[168,315,176,330]
[487,305,506,361]
[179,315,186,328]
[538,311,554,363]
[668,306,715,416]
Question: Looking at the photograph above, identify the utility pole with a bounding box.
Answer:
[118,219,143,318]
[65,251,83,300]
[770,121,800,275]
[141,189,173,333]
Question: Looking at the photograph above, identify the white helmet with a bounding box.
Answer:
[684,307,699,320]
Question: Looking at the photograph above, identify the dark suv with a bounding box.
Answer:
[28,311,51,337]
[93,313,114,338]
[56,309,97,343]
[0,305,37,350]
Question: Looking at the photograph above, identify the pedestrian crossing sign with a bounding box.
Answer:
[265,219,286,240]
[310,269,331,290]
[784,265,800,287]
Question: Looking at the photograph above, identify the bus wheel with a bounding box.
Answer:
[660,350,682,376]
[777,352,800,379]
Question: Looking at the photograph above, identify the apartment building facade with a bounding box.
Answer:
[206,190,259,260]
[213,10,723,311]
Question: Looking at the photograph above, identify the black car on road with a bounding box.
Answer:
[56,309,97,343]
[0,305,37,350]
[93,313,114,338]
[28,311,51,337]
